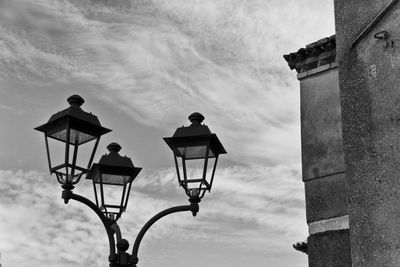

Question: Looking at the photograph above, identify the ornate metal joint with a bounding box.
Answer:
[61,184,74,204]
[130,255,139,265]
[109,254,118,266]
[189,199,200,217]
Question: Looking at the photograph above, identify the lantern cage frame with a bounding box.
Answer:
[163,113,227,200]
[35,95,111,185]
[86,143,142,222]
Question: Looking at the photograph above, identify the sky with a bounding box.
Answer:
[0,1,335,266]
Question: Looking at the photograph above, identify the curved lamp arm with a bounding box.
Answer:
[131,202,199,265]
[62,189,116,259]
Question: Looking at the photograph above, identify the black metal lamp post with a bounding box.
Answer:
[35,95,226,267]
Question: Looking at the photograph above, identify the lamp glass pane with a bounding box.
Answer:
[177,145,215,159]
[182,158,208,189]
[94,174,131,185]
[183,158,205,180]
[184,178,208,191]
[46,132,97,184]
[71,138,98,171]
[174,154,183,185]
[50,128,96,145]
[205,157,216,182]
[93,179,102,208]
[101,184,122,206]
[47,136,65,171]
[99,183,129,218]
[180,165,208,197]
[182,155,216,193]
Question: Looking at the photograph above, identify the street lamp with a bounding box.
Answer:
[164,112,227,201]
[86,142,142,222]
[35,95,226,267]
[35,95,111,186]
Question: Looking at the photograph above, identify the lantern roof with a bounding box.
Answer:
[98,143,137,168]
[86,143,142,185]
[163,112,227,157]
[35,95,111,137]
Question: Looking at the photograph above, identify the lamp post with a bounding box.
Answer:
[35,95,226,267]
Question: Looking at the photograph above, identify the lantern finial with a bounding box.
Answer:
[107,142,122,153]
[67,95,85,107]
[188,112,204,124]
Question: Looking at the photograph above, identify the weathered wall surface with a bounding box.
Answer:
[299,66,350,267]
[308,230,352,267]
[335,0,400,266]
[300,68,345,181]
[285,36,350,266]
[304,172,347,224]
[300,67,348,224]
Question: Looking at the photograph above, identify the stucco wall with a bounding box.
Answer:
[304,173,347,224]
[299,65,351,266]
[308,230,351,267]
[300,67,345,181]
[335,0,400,265]
[299,67,348,224]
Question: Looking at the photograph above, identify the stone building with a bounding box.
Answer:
[336,1,400,266]
[284,1,400,266]
[284,36,351,266]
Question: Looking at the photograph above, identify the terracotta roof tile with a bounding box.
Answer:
[283,35,336,73]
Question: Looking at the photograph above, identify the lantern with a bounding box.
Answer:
[35,95,111,185]
[86,143,141,222]
[163,112,226,200]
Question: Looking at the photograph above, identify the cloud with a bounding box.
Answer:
[0,0,334,166]
[0,165,306,266]
[0,170,106,267]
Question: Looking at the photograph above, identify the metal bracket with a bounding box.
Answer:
[374,31,389,47]
[350,0,399,49]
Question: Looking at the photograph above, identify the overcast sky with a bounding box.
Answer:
[0,1,335,266]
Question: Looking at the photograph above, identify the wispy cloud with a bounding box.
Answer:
[0,0,334,166]
[0,165,306,267]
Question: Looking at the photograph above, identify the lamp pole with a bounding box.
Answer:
[35,95,226,266]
